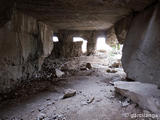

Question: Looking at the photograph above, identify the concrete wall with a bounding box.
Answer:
[122,3,160,86]
[0,10,53,93]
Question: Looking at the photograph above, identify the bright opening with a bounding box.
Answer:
[96,37,112,52]
[53,36,59,42]
[73,37,87,53]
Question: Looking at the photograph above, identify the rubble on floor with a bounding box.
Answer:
[37,113,46,120]
[86,96,95,104]
[86,63,92,69]
[55,69,65,78]
[62,89,77,99]
[114,81,160,114]
[106,69,117,73]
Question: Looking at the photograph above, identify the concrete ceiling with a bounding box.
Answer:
[1,0,157,30]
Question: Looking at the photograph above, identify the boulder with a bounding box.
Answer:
[63,89,76,99]
[122,3,160,86]
[0,9,53,94]
[114,81,160,114]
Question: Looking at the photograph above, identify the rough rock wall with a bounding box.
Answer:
[86,31,98,55]
[0,10,53,93]
[122,3,160,86]
[50,31,83,58]
[114,15,133,44]
[51,42,83,58]
[50,29,119,58]
[50,30,101,58]
[0,0,14,28]
[106,27,119,47]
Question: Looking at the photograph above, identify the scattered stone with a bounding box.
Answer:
[79,91,82,94]
[55,69,64,78]
[106,69,111,73]
[52,114,66,120]
[109,62,121,68]
[109,81,114,85]
[61,64,68,71]
[106,69,117,73]
[46,98,51,101]
[80,67,87,71]
[86,63,92,69]
[38,107,45,112]
[122,99,130,107]
[47,101,55,106]
[87,97,95,104]
[62,89,76,99]
[114,81,160,114]
[37,113,46,120]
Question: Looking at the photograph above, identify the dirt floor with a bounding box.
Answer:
[0,53,154,120]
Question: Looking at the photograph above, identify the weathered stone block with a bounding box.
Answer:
[122,3,160,86]
[0,10,53,93]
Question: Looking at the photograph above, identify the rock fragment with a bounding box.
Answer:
[56,69,64,78]
[87,97,95,104]
[86,63,92,69]
[106,69,117,73]
[37,113,46,120]
[63,89,76,99]
[114,81,160,114]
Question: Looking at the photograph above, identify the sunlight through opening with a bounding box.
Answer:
[73,37,87,53]
[53,36,59,42]
[96,37,112,52]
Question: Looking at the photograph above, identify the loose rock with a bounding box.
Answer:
[52,114,66,120]
[86,63,92,69]
[109,62,121,68]
[37,113,46,120]
[87,97,95,104]
[63,89,76,99]
[56,69,65,78]
[106,69,117,73]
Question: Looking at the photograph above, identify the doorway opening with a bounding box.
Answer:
[53,36,59,42]
[96,37,112,52]
[73,37,87,53]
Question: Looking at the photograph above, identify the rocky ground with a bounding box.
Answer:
[0,53,156,120]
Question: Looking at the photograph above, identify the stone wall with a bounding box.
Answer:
[106,27,119,47]
[122,3,160,86]
[114,15,133,44]
[0,10,53,93]
[49,28,119,59]
[56,31,83,58]
[50,30,102,58]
